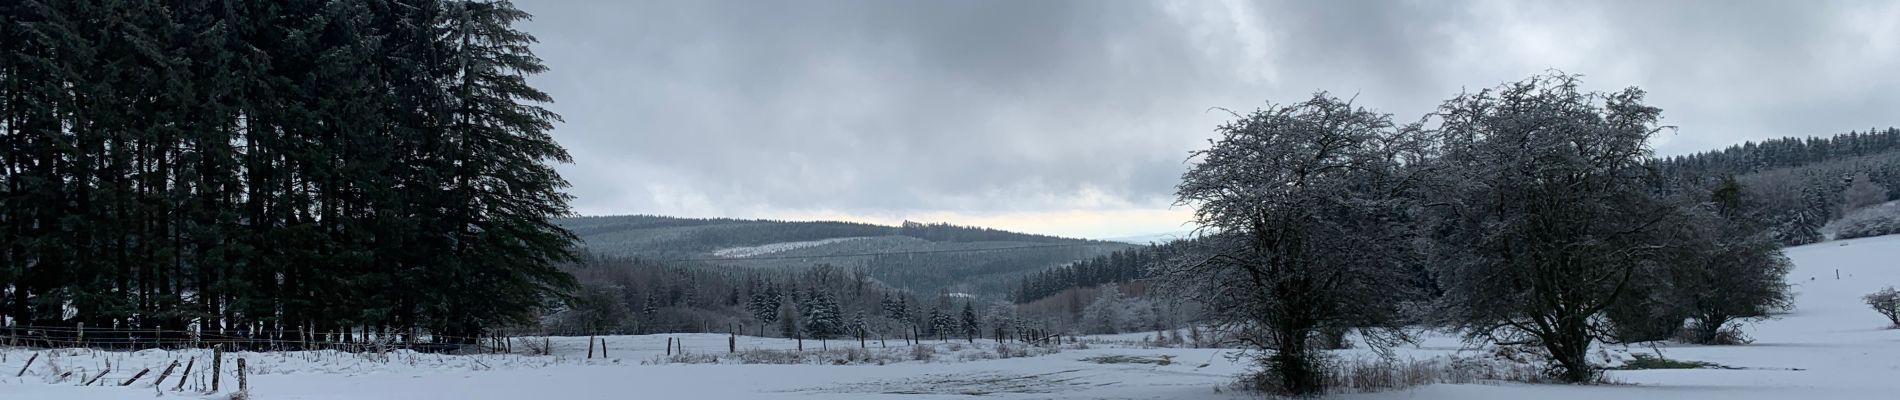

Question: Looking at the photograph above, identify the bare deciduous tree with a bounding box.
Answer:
[1422,73,1675,383]
[1867,287,1900,328]
[1164,93,1427,395]
[1671,179,1794,344]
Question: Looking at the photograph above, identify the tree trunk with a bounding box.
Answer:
[1546,318,1598,383]
[1270,324,1322,395]
[1693,314,1727,344]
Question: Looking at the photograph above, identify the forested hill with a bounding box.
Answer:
[556,215,1131,297]
[1656,128,1900,244]
[1657,128,1900,177]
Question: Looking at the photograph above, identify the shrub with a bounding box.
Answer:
[662,348,906,365]
[1866,287,1900,328]
[1614,354,1726,370]
[1681,320,1754,345]
[1083,355,1170,365]
[519,339,553,356]
[657,352,721,364]
[909,345,935,361]
[1237,355,1557,395]
[1832,202,1900,240]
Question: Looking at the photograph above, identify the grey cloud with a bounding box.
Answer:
[516,0,1900,223]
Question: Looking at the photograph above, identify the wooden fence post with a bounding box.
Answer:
[728,332,736,353]
[151,360,180,387]
[120,367,151,386]
[84,364,111,386]
[174,357,195,391]
[15,353,35,377]
[599,338,607,358]
[237,358,248,393]
[587,334,596,359]
[212,345,223,392]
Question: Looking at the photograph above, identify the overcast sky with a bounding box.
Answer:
[516,0,1900,239]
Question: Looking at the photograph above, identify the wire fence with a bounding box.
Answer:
[0,323,779,355]
[3,345,253,394]
[1,324,537,353]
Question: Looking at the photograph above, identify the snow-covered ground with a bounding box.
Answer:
[7,235,1900,399]
[1345,234,1900,399]
[1,333,1250,399]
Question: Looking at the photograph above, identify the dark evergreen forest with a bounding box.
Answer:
[0,0,576,347]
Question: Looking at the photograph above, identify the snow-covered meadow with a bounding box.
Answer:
[1,332,1251,399]
[7,234,1900,399]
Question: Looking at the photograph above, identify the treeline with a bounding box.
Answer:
[550,255,1038,343]
[1657,128,1900,177]
[858,241,1124,297]
[558,215,1128,297]
[0,0,575,347]
[1656,129,1900,244]
[1011,240,1192,303]
[560,215,894,255]
[895,221,1078,243]
[559,215,1103,259]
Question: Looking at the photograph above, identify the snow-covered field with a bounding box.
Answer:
[1,333,1250,399]
[1342,234,1900,400]
[7,235,1900,399]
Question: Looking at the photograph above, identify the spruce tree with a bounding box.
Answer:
[801,289,844,339]
[959,302,979,341]
[425,0,578,343]
[0,0,578,349]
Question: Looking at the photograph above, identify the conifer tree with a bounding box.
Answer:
[0,0,577,349]
[959,302,979,341]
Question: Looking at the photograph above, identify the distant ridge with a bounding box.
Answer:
[554,215,1130,297]
[1098,230,1197,245]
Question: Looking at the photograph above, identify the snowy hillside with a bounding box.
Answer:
[711,237,872,257]
[1099,230,1197,245]
[555,215,1129,297]
[7,235,1900,399]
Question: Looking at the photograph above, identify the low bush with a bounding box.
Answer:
[1237,355,1594,396]
[1681,321,1754,345]
[1613,354,1727,370]
[518,339,553,356]
[1865,287,1900,328]
[909,345,935,362]
[1832,202,1900,240]
[1082,355,1173,365]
